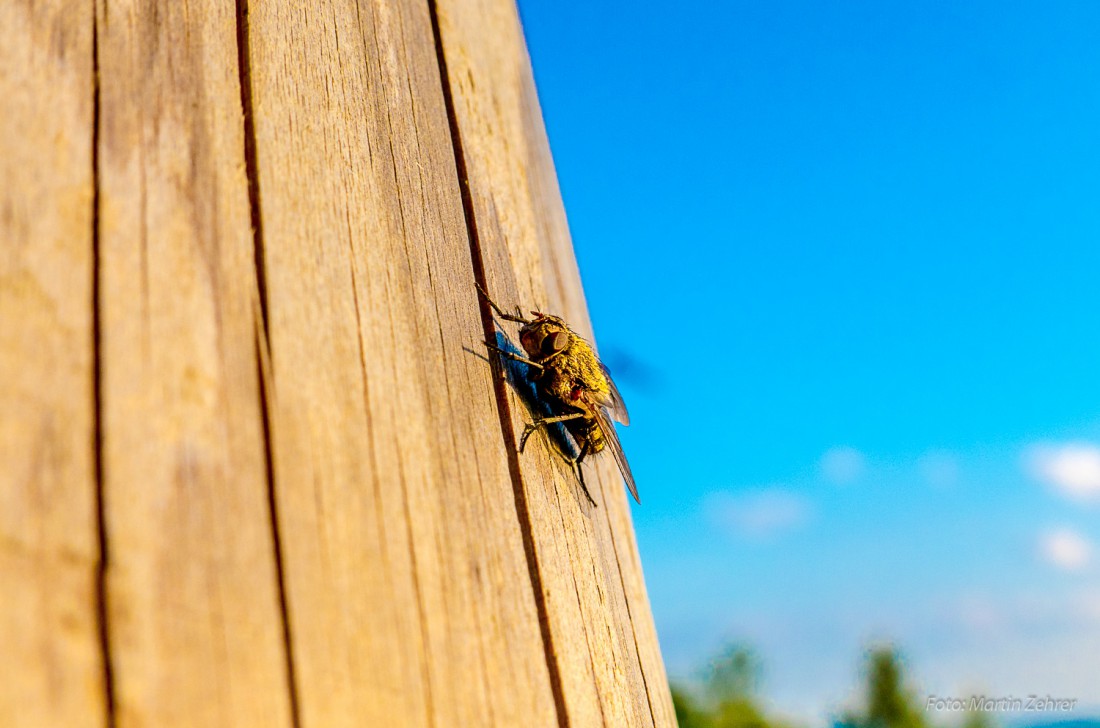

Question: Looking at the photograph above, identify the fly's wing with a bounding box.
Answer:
[592,405,640,504]
[598,363,630,425]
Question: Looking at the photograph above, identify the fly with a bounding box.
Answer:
[477,283,639,507]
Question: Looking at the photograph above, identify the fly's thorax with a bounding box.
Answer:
[519,314,610,403]
[560,337,611,398]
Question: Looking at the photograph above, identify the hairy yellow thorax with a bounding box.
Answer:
[518,317,610,405]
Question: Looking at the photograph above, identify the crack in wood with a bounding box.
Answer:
[234,2,301,726]
[91,6,118,725]
[425,2,570,727]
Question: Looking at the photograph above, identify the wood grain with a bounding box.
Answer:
[433,0,678,724]
[2,0,673,724]
[0,2,105,726]
[95,1,294,725]
[245,0,558,725]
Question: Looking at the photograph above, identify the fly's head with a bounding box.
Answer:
[519,313,572,361]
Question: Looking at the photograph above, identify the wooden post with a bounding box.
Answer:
[1,1,676,726]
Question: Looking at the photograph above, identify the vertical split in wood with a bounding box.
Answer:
[233,2,303,726]
[91,5,118,725]
[93,0,296,724]
[425,2,570,727]
[233,0,271,330]
[253,325,303,728]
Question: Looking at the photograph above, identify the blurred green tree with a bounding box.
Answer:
[672,684,711,728]
[672,642,1000,728]
[840,646,927,728]
[960,709,996,728]
[671,645,794,728]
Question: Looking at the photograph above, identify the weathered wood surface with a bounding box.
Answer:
[1,3,104,727]
[1,0,673,726]
[95,1,295,725]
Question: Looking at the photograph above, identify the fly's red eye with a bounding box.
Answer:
[541,331,568,355]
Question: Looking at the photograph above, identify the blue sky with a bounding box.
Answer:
[516,0,1100,723]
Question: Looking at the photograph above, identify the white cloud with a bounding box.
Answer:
[1039,528,1092,572]
[1027,442,1100,502]
[918,451,958,489]
[706,489,812,540]
[820,446,866,485]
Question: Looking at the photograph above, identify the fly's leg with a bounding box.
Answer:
[519,412,587,452]
[483,342,544,371]
[570,440,597,507]
[475,282,531,324]
[520,415,597,508]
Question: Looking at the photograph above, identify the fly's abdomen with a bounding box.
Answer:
[588,422,606,454]
[566,414,605,455]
